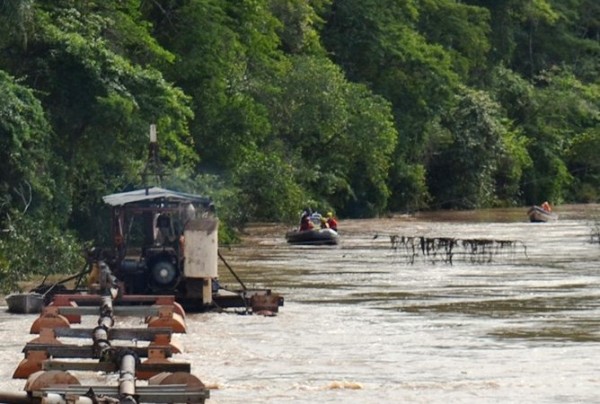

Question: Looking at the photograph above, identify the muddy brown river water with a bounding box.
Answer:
[1,205,600,403]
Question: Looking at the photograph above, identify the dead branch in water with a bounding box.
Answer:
[389,235,527,265]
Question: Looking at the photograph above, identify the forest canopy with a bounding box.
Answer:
[0,0,598,289]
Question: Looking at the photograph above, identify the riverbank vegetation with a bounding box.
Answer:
[0,1,598,290]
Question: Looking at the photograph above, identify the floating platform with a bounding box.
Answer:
[6,292,44,314]
[2,270,211,404]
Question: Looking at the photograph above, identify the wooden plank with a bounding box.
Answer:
[36,385,209,403]
[42,360,191,374]
[53,327,173,340]
[55,306,170,317]
[50,294,186,317]
[23,344,173,358]
[52,294,176,304]
[43,360,116,372]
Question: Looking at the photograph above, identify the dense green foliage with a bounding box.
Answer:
[0,0,598,288]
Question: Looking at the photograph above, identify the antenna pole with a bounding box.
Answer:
[142,124,164,193]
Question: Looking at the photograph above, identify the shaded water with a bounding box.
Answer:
[1,205,600,403]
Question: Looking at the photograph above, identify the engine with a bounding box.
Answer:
[147,253,180,290]
[116,248,182,294]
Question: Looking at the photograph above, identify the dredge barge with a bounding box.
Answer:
[1,187,281,402]
[1,125,283,402]
[1,263,210,403]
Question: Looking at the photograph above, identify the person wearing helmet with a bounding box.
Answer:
[326,212,338,232]
[320,216,329,229]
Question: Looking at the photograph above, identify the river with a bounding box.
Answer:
[1,205,600,403]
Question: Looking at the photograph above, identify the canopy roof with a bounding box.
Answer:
[102,186,211,207]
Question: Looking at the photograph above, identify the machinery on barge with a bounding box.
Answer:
[98,124,281,313]
[9,124,282,315]
[98,185,281,313]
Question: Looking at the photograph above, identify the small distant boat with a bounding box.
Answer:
[6,292,44,314]
[285,228,340,245]
[527,206,558,223]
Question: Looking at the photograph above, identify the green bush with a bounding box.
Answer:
[0,212,85,293]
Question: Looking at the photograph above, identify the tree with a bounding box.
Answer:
[143,0,280,172]
[0,70,54,220]
[233,149,303,223]
[0,0,34,49]
[417,0,491,82]
[521,67,599,203]
[426,86,529,209]
[0,2,196,238]
[0,69,84,292]
[322,0,462,211]
[467,0,599,80]
[262,55,397,216]
[268,0,329,55]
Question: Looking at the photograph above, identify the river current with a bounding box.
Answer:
[1,205,599,403]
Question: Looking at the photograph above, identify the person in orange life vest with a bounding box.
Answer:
[541,201,552,212]
[326,212,338,232]
[299,211,314,231]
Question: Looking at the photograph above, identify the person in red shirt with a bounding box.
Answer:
[541,201,552,212]
[299,211,314,231]
[326,212,338,232]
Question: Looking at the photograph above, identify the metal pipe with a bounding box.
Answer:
[119,353,137,403]
[93,294,114,358]
[28,262,142,404]
[97,262,138,403]
[0,391,30,403]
